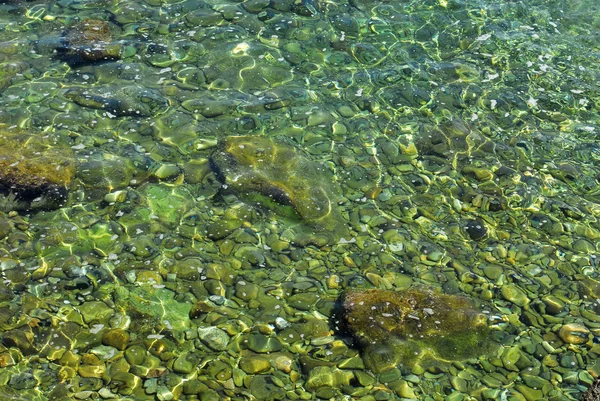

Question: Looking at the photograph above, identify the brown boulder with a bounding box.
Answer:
[58,19,121,66]
[341,288,498,372]
[0,129,75,211]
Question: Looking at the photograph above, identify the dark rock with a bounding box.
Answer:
[465,219,487,241]
[57,19,121,66]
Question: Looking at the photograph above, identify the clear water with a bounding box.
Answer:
[0,0,599,400]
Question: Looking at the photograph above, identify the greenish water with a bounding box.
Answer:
[0,0,599,399]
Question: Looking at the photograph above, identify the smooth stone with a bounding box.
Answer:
[573,239,595,253]
[514,384,543,401]
[239,356,271,374]
[247,334,283,353]
[465,219,487,241]
[501,284,530,307]
[542,295,565,314]
[483,264,503,280]
[521,374,550,391]
[450,376,468,392]
[235,281,259,301]
[173,353,195,374]
[305,366,353,390]
[78,364,106,378]
[379,368,401,383]
[247,376,286,399]
[207,219,242,240]
[395,380,416,399]
[124,345,146,366]
[558,323,590,344]
[287,293,320,311]
[102,329,130,351]
[197,327,229,351]
[111,372,141,395]
[501,347,522,372]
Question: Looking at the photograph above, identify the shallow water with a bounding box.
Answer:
[0,0,600,400]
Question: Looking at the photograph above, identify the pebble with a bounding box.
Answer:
[197,327,229,351]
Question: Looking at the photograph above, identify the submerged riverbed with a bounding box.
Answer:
[0,0,600,400]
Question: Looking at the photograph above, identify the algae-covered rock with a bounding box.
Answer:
[0,129,75,211]
[58,19,122,66]
[209,135,349,245]
[341,288,496,372]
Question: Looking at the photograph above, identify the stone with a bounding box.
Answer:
[305,366,353,390]
[465,219,487,241]
[483,264,503,280]
[246,334,283,353]
[111,372,141,395]
[102,329,130,351]
[173,353,196,374]
[500,284,530,307]
[209,136,349,245]
[515,384,543,401]
[341,288,497,371]
[558,323,590,345]
[0,129,75,211]
[65,85,168,117]
[58,19,121,66]
[207,219,242,240]
[197,327,229,351]
[239,356,271,374]
[501,346,522,372]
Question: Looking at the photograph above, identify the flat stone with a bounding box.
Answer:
[515,384,543,401]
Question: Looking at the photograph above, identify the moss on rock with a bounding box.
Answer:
[341,288,497,372]
[0,129,75,211]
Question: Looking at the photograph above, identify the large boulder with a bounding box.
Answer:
[341,288,498,372]
[0,129,76,211]
[57,19,121,66]
[209,135,350,245]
